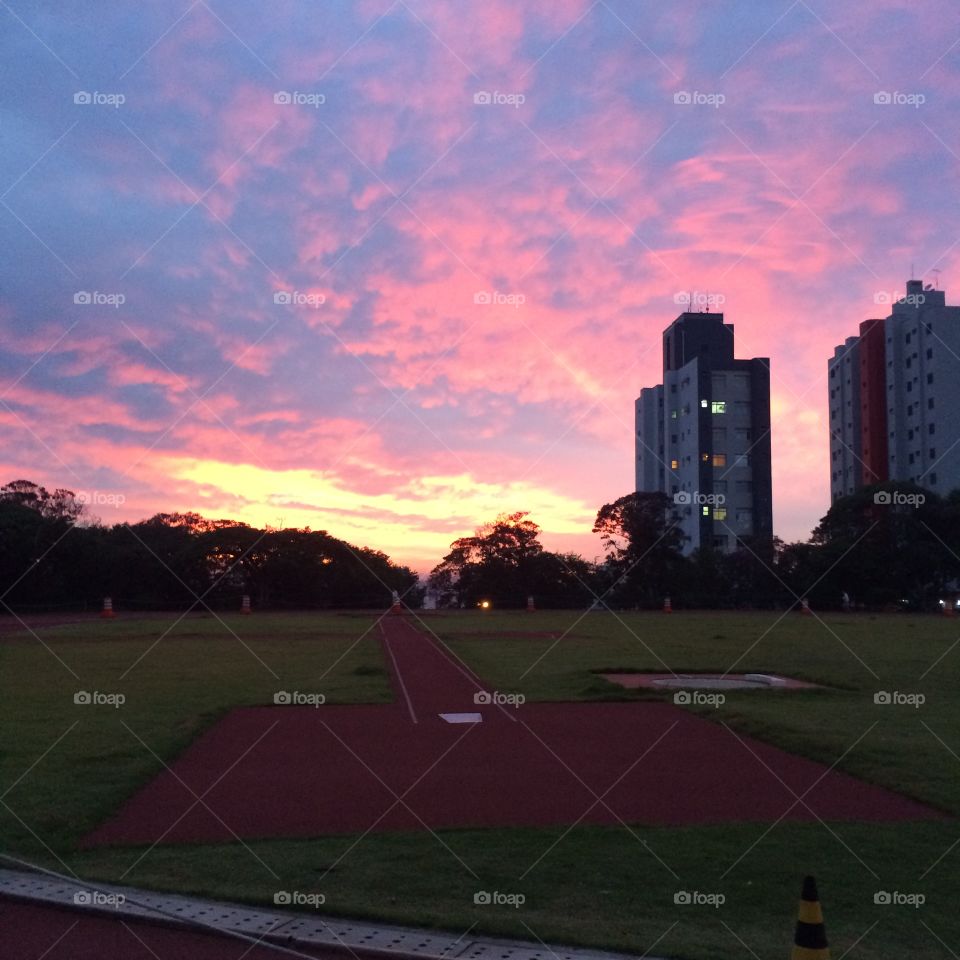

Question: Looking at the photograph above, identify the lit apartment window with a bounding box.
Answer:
[712,401,726,414]
[701,399,708,408]
[671,459,679,470]
[714,507,728,521]
[671,410,678,419]
[702,506,710,516]
[712,453,727,467]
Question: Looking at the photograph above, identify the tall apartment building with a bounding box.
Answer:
[828,279,960,501]
[635,311,773,554]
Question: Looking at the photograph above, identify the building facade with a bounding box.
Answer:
[828,279,960,501]
[635,311,773,554]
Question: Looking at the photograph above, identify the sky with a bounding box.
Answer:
[2,0,959,574]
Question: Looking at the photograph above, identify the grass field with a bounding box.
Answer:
[1,610,958,960]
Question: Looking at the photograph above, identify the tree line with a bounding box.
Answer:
[428,484,960,611]
[0,480,420,612]
[4,477,959,614]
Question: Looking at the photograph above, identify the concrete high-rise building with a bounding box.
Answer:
[828,279,960,501]
[635,311,773,554]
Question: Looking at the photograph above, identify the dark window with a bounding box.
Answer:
[928,373,934,384]
[929,423,935,435]
[931,473,938,484]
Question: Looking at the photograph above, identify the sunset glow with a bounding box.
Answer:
[3,1,958,570]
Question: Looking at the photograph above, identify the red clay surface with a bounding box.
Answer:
[84,617,943,848]
[0,897,338,959]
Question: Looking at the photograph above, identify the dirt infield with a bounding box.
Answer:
[84,617,943,847]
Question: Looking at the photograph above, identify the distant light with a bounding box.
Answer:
[938,599,946,607]
[700,399,708,408]
[321,557,333,565]
[479,600,491,609]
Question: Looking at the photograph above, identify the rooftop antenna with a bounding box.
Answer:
[931,268,942,290]
[910,261,915,280]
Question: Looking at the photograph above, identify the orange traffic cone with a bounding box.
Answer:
[527,596,535,612]
[800,598,812,616]
[663,597,672,614]
[100,597,116,619]
[791,875,829,959]
[240,595,252,615]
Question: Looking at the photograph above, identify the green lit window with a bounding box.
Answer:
[712,401,726,414]
[702,506,710,516]
[714,507,728,521]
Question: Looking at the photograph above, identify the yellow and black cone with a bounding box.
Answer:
[792,875,829,959]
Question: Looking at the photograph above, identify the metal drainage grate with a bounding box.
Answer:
[0,868,654,960]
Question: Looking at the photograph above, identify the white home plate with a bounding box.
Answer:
[439,712,483,723]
